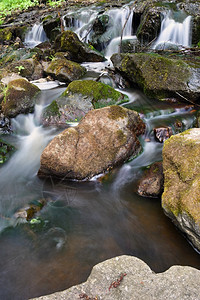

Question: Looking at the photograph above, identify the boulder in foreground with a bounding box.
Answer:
[162,128,200,251]
[31,255,200,300]
[38,106,145,180]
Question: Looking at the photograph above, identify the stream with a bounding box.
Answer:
[0,3,200,300]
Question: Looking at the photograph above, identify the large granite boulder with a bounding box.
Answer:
[42,80,129,125]
[53,30,105,63]
[111,53,200,102]
[162,128,200,251]
[31,255,200,300]
[1,78,40,117]
[38,105,145,180]
[43,58,86,83]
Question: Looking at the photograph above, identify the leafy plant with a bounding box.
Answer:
[0,0,39,24]
[15,65,25,74]
[47,0,64,7]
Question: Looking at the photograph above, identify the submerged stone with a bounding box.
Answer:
[38,105,145,180]
[162,128,200,251]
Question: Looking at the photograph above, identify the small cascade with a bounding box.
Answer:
[24,23,48,48]
[153,11,192,49]
[63,3,136,56]
[62,7,99,42]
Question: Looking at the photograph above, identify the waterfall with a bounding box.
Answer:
[24,23,48,48]
[153,12,192,49]
[62,3,137,56]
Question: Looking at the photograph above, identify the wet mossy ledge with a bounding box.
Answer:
[38,105,145,180]
[162,128,200,252]
[42,80,129,125]
[111,53,200,103]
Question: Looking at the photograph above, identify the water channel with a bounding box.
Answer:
[0,3,199,299]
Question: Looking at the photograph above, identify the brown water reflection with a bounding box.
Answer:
[0,179,199,300]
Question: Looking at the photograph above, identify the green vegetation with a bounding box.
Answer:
[0,0,65,24]
[0,0,38,24]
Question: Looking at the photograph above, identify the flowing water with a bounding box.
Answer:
[24,23,48,48]
[153,11,192,49]
[1,4,200,300]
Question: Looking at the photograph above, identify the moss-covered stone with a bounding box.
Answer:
[64,80,129,107]
[53,30,105,63]
[162,128,200,251]
[2,78,40,117]
[111,53,200,102]
[42,80,129,126]
[45,58,86,83]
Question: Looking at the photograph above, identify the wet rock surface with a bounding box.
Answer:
[31,255,200,300]
[162,128,200,251]
[137,162,164,197]
[154,126,173,143]
[38,105,145,180]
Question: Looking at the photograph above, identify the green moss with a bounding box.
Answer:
[116,129,127,144]
[0,138,15,164]
[108,105,127,120]
[44,100,61,117]
[0,28,12,42]
[64,80,128,106]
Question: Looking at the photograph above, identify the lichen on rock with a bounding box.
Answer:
[162,128,200,251]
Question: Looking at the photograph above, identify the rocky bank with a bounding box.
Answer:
[31,255,200,300]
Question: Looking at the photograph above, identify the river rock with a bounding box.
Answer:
[111,53,200,102]
[3,58,43,81]
[53,30,105,63]
[38,105,145,180]
[42,80,129,125]
[162,128,200,251]
[154,126,173,143]
[31,255,200,300]
[2,78,40,117]
[137,162,163,197]
[43,58,86,83]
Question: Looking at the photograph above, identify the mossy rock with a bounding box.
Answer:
[3,58,43,81]
[2,78,40,118]
[44,58,86,83]
[38,105,145,180]
[53,30,105,63]
[42,80,129,125]
[111,53,200,102]
[0,47,37,69]
[0,28,13,43]
[162,128,200,251]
